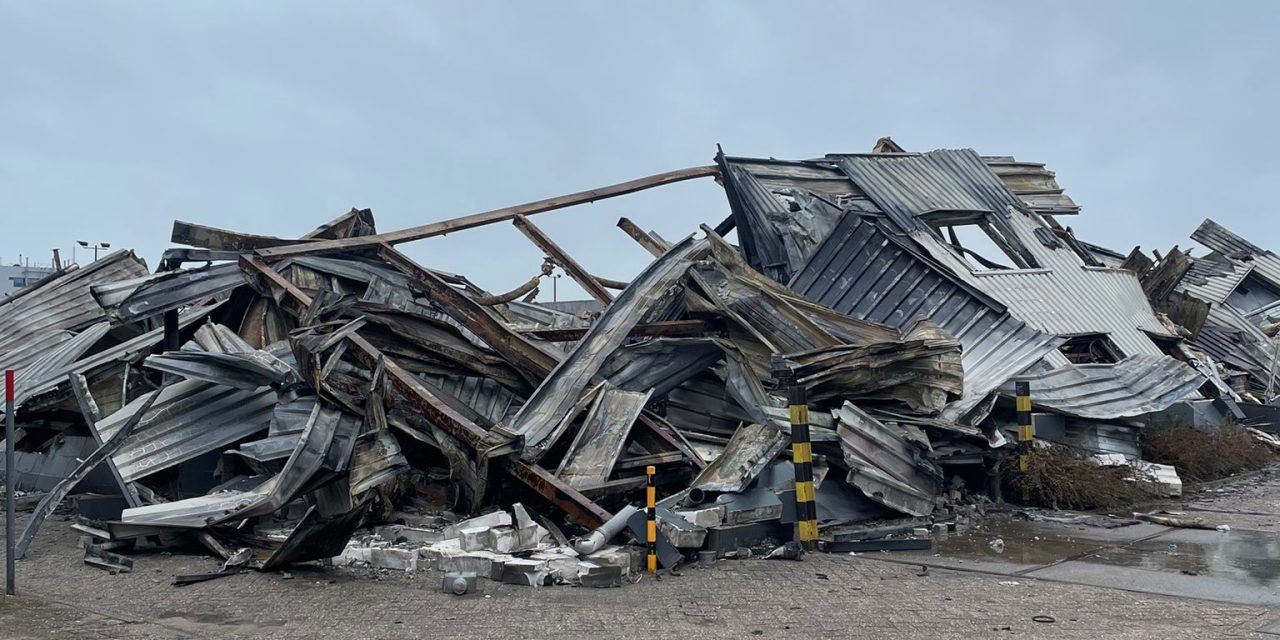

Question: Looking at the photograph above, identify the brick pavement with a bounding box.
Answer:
[1,516,1275,640]
[2,466,1279,639]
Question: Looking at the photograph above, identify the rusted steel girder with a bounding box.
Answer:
[255,165,720,259]
[616,217,670,257]
[377,244,559,387]
[512,215,614,305]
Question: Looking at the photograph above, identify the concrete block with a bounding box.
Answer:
[443,511,512,540]
[530,549,581,582]
[516,524,548,551]
[577,562,624,588]
[458,526,491,552]
[512,503,535,529]
[585,545,642,575]
[501,559,552,587]
[705,521,786,556]
[418,538,461,567]
[334,545,372,566]
[658,513,707,549]
[673,505,725,528]
[486,526,520,553]
[374,525,404,542]
[510,503,548,551]
[396,527,443,546]
[716,487,783,525]
[369,547,418,572]
[438,551,512,576]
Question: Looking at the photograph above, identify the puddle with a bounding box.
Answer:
[1083,529,1280,588]
[912,516,1280,596]
[918,518,1137,567]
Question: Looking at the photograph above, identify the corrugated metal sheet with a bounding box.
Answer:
[688,421,787,493]
[788,213,1063,422]
[1190,304,1276,385]
[837,149,1027,233]
[723,164,843,283]
[0,251,149,371]
[981,157,1080,216]
[7,323,110,401]
[1180,252,1250,304]
[725,153,1074,218]
[503,300,588,329]
[1002,354,1204,419]
[1192,219,1280,289]
[835,402,940,516]
[97,379,277,482]
[832,149,1171,360]
[1194,218,1268,257]
[965,265,1169,359]
[495,236,707,462]
[421,374,523,427]
[729,147,1180,418]
[92,262,243,323]
[144,348,296,389]
[556,384,651,488]
[11,305,221,413]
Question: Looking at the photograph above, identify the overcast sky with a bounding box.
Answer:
[4,2,1278,300]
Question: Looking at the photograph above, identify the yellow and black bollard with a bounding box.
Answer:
[787,382,819,551]
[1016,381,1033,500]
[646,465,657,574]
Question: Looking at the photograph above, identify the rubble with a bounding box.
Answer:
[0,136,1276,594]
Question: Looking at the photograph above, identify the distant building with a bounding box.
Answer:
[0,264,57,297]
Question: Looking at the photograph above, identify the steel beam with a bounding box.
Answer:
[616,217,670,257]
[256,165,720,259]
[512,215,614,304]
[377,245,558,386]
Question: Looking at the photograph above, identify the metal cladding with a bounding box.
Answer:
[1002,355,1207,419]
[91,262,244,324]
[5,139,1273,587]
[0,251,149,372]
[97,380,278,482]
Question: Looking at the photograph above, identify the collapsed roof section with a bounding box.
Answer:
[1174,218,1280,394]
[1,137,1264,582]
[720,144,1198,421]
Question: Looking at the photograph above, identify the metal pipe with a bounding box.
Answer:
[570,503,641,555]
[6,369,16,595]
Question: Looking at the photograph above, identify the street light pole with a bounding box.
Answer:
[76,241,110,262]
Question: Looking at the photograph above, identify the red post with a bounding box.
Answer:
[6,369,16,595]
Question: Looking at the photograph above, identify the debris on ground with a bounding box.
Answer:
[0,137,1277,591]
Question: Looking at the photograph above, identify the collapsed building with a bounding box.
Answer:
[0,137,1275,586]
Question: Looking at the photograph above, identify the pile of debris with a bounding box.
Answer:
[2,137,1277,588]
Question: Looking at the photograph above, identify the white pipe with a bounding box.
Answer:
[572,504,641,555]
